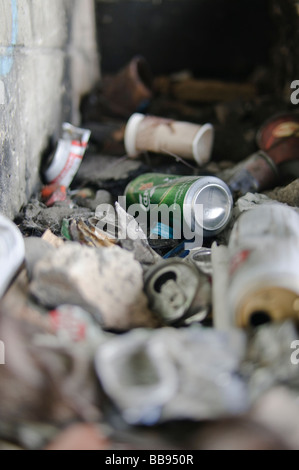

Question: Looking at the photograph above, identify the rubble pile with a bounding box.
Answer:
[1,56,299,450]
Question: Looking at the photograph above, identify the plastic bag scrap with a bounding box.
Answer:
[94,326,248,425]
[241,321,299,403]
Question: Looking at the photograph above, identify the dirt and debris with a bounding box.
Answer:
[265,178,299,206]
[1,49,299,451]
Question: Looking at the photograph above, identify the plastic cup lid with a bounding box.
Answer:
[192,123,214,165]
[124,113,145,158]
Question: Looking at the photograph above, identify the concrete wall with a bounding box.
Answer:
[0,0,99,218]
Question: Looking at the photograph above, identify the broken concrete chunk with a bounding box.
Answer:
[30,243,157,331]
[264,179,299,207]
[24,237,54,280]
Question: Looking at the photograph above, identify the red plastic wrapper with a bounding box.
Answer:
[41,184,67,207]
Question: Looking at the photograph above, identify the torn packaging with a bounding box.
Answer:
[95,326,248,425]
[115,203,161,266]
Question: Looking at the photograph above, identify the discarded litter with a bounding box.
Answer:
[144,259,211,325]
[226,113,299,197]
[228,204,299,328]
[49,304,104,344]
[242,321,299,402]
[3,45,299,451]
[63,218,116,248]
[124,113,214,165]
[154,75,256,103]
[228,151,279,196]
[101,56,153,118]
[125,172,233,241]
[115,203,161,266]
[257,113,299,165]
[186,247,213,277]
[81,56,153,121]
[41,184,67,208]
[43,123,91,189]
[94,326,248,425]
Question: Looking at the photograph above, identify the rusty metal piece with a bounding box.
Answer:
[257,113,299,165]
[102,55,153,118]
[228,151,279,196]
[164,78,256,103]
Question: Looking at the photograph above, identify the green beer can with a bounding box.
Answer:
[125,173,233,238]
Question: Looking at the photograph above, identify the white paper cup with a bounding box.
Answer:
[124,113,214,166]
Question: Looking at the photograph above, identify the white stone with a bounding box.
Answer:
[30,243,157,331]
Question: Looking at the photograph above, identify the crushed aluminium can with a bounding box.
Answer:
[43,123,91,188]
[144,259,211,325]
[186,247,213,277]
[228,204,299,328]
[125,173,233,239]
